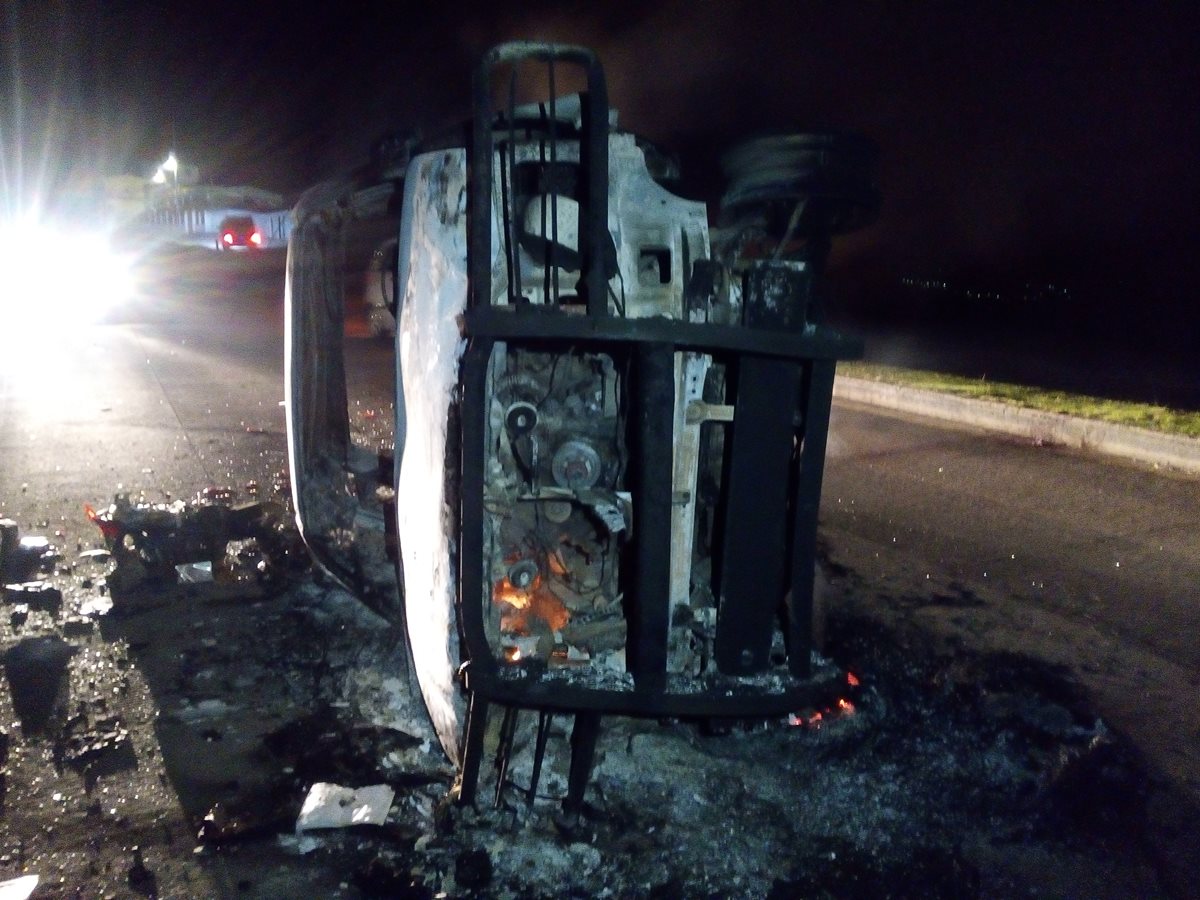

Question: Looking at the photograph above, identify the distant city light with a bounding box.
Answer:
[902,275,1070,304]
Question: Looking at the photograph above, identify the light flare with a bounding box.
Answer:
[0,216,134,326]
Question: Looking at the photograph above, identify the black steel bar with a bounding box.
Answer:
[564,712,602,815]
[539,114,551,307]
[628,343,675,692]
[463,306,863,361]
[547,57,560,305]
[463,665,845,717]
[578,67,608,318]
[503,69,521,304]
[457,691,490,806]
[458,340,497,675]
[787,359,837,678]
[493,705,520,808]
[715,356,801,674]
[527,711,553,806]
[469,60,493,311]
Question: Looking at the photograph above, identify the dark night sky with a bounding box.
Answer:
[4,1,1199,345]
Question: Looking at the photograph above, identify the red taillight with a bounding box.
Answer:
[222,232,234,244]
[249,231,262,246]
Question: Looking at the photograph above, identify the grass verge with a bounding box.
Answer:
[838,362,1200,439]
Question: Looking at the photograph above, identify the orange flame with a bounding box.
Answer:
[846,672,860,687]
[493,576,532,610]
[492,574,570,633]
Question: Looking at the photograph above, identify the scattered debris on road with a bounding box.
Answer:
[0,484,1195,897]
[85,490,307,599]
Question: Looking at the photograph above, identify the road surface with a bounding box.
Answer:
[825,402,1200,669]
[821,401,1200,797]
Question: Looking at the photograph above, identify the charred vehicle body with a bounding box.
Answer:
[285,43,878,807]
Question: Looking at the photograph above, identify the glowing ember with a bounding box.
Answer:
[789,696,857,728]
[493,576,531,610]
[492,574,570,633]
[788,710,824,728]
[846,672,860,687]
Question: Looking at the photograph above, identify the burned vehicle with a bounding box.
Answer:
[285,43,877,807]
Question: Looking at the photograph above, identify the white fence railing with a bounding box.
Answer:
[136,203,292,249]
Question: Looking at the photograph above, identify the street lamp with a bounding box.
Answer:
[166,152,179,202]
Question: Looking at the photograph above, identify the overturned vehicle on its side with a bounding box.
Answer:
[285,42,878,806]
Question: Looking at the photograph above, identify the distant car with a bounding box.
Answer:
[215,215,263,251]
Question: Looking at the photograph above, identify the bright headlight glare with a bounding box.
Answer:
[0,219,134,325]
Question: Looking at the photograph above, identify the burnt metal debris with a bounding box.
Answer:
[85,492,306,594]
[284,41,880,810]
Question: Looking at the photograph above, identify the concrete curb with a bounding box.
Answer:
[833,376,1200,475]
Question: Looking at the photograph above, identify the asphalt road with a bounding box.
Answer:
[824,402,1200,671]
[821,400,1200,797]
[3,246,1198,800]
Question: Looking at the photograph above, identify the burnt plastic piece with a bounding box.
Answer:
[743,261,813,331]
